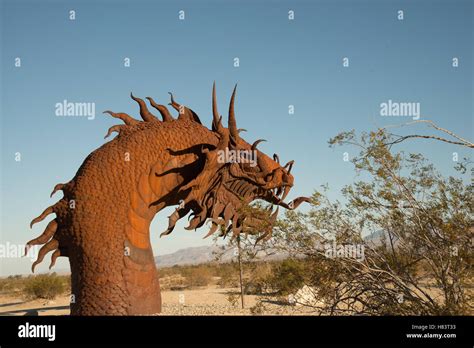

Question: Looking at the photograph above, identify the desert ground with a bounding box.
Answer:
[0,285,316,316]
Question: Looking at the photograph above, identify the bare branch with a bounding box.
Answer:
[382,120,473,148]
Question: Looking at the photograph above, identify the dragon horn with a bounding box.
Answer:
[228,84,239,142]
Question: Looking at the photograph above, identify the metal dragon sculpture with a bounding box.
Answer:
[26,83,309,315]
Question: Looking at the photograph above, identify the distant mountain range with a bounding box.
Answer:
[154,231,389,268]
[154,246,221,267]
[154,245,288,268]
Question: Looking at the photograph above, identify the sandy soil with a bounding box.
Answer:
[0,286,316,316]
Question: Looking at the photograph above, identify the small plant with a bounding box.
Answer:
[23,273,65,300]
[216,264,239,288]
[181,265,213,288]
[266,259,306,295]
[0,275,26,294]
[227,293,239,307]
[250,301,265,315]
[245,262,273,295]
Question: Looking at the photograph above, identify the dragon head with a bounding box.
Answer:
[161,83,310,242]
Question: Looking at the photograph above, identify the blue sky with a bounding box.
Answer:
[1,0,472,275]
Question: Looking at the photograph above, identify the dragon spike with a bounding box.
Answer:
[31,238,59,273]
[211,202,225,220]
[283,160,295,174]
[228,84,239,142]
[273,153,280,164]
[185,207,209,231]
[49,248,61,269]
[103,110,139,126]
[25,220,58,255]
[30,205,55,228]
[168,92,184,115]
[203,222,220,239]
[223,223,232,238]
[238,128,247,134]
[160,206,190,237]
[104,125,125,139]
[212,82,223,132]
[146,97,174,122]
[185,215,202,230]
[130,93,157,122]
[168,92,178,110]
[251,139,266,151]
[50,183,65,198]
[168,92,202,123]
[223,203,234,226]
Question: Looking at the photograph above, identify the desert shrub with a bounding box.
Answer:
[244,262,273,295]
[158,264,183,278]
[180,265,213,288]
[23,274,65,300]
[250,301,266,315]
[267,128,473,315]
[159,274,187,291]
[216,263,239,288]
[226,293,240,307]
[158,264,219,288]
[0,275,27,294]
[265,259,306,295]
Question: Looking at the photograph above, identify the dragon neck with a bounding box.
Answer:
[66,125,203,315]
[68,172,165,315]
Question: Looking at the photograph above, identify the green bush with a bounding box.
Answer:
[23,274,65,300]
[244,262,273,295]
[266,259,306,295]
